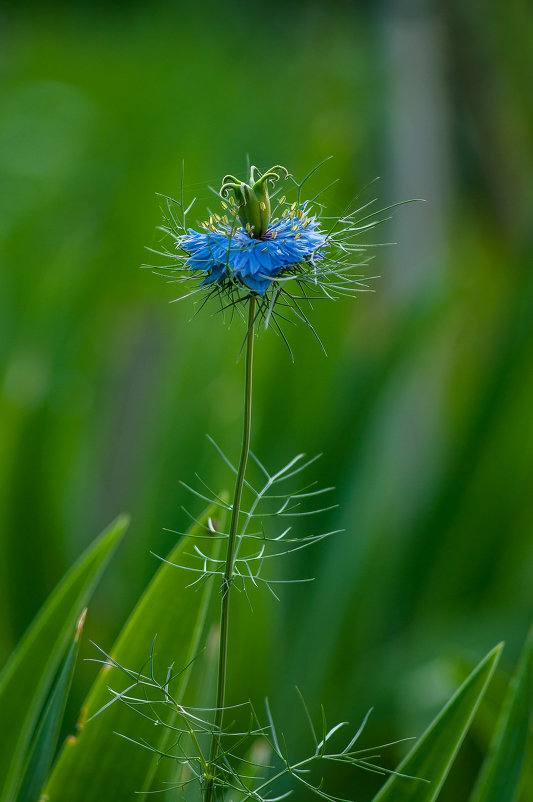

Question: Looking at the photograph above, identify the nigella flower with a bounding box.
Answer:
[181,203,327,294]
[150,161,397,341]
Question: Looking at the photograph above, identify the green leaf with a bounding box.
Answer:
[45,501,226,802]
[16,611,85,802]
[372,643,503,802]
[469,626,533,802]
[0,514,128,802]
[151,599,220,800]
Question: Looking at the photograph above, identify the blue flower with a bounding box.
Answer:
[156,163,378,320]
[181,207,328,295]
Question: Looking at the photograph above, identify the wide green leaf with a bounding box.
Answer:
[372,643,503,802]
[469,626,533,802]
[0,514,128,802]
[152,576,221,801]
[16,611,85,802]
[45,501,226,801]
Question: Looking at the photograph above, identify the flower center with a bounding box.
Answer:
[219,165,289,239]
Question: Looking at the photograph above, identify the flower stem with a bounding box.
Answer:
[204,296,256,802]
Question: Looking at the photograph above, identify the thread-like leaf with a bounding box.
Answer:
[45,501,226,802]
[0,514,128,802]
[372,643,503,802]
[469,626,533,802]
[16,611,86,802]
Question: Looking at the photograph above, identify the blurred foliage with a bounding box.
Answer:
[0,0,532,799]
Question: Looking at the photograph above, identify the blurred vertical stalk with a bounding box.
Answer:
[287,0,454,705]
[204,297,256,802]
[384,0,451,304]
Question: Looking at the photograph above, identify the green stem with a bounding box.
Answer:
[204,297,256,802]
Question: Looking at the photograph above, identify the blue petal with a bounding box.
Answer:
[181,213,327,296]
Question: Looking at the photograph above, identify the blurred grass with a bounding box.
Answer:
[0,1,532,800]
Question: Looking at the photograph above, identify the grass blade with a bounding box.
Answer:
[0,514,129,801]
[469,626,533,802]
[16,611,86,802]
[45,500,226,801]
[372,643,503,802]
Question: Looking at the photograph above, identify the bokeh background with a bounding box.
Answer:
[1,0,532,799]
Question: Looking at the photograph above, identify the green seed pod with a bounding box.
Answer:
[220,165,289,238]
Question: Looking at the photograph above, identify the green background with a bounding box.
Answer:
[1,0,532,799]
